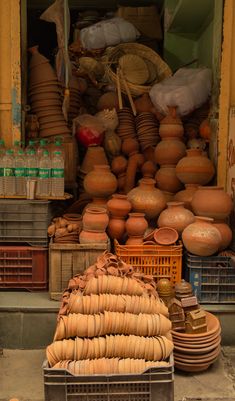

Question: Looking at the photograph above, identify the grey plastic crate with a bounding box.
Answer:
[43,356,174,401]
[0,200,56,247]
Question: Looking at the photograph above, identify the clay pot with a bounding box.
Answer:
[191,186,233,220]
[125,213,148,236]
[111,156,128,175]
[213,220,232,251]
[155,165,183,193]
[117,173,126,193]
[199,119,211,141]
[154,137,186,165]
[156,278,174,298]
[81,146,109,174]
[162,191,175,203]
[122,138,139,157]
[79,229,108,244]
[82,207,109,232]
[141,161,156,178]
[154,227,179,245]
[124,153,145,194]
[30,59,58,85]
[28,46,49,69]
[127,178,166,220]
[107,194,132,218]
[134,93,154,113]
[107,217,126,240]
[176,149,215,185]
[84,165,118,199]
[158,202,195,234]
[182,216,222,256]
[126,236,144,245]
[30,92,61,102]
[174,184,199,210]
[159,107,184,139]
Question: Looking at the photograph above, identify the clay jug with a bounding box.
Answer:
[157,202,195,234]
[107,217,126,241]
[84,165,118,199]
[127,178,166,220]
[213,220,232,251]
[154,137,186,165]
[155,165,183,193]
[182,216,222,256]
[125,213,148,236]
[159,107,184,139]
[82,207,109,232]
[79,229,108,244]
[191,186,233,220]
[80,146,108,174]
[107,194,132,218]
[176,149,215,185]
[174,184,199,210]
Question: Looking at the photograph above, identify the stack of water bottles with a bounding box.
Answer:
[0,138,65,198]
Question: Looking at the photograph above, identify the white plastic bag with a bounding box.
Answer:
[80,17,140,50]
[149,68,212,116]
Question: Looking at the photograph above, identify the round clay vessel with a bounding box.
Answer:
[107,194,132,218]
[79,229,108,244]
[174,184,199,210]
[157,202,195,234]
[154,137,186,165]
[84,165,118,198]
[80,146,109,174]
[213,220,232,251]
[182,216,222,256]
[125,212,148,236]
[122,138,139,156]
[141,161,156,178]
[111,156,128,175]
[127,178,166,220]
[107,216,126,240]
[191,186,233,220]
[82,207,109,232]
[176,149,215,185]
[126,235,144,245]
[159,107,184,139]
[154,227,179,245]
[156,278,174,298]
[155,165,183,193]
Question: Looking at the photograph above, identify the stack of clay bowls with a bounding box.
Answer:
[117,107,136,140]
[28,46,70,138]
[135,112,160,152]
[172,311,221,372]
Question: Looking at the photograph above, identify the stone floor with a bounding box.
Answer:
[0,347,235,401]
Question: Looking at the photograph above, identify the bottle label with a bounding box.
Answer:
[39,168,50,179]
[4,168,14,177]
[52,168,64,178]
[15,167,26,177]
[27,168,38,177]
[0,168,3,177]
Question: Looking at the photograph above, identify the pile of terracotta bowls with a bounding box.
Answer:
[135,112,160,152]
[117,107,136,140]
[172,311,221,372]
[28,45,70,138]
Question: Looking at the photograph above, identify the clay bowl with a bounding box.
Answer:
[174,346,221,364]
[173,331,221,348]
[40,128,71,137]
[174,360,211,372]
[30,64,57,84]
[172,311,220,340]
[29,85,62,96]
[32,99,62,108]
[32,106,63,114]
[29,80,61,91]
[40,121,68,130]
[174,337,221,356]
[36,109,64,118]
[30,92,62,102]
[38,115,65,124]
[154,227,178,245]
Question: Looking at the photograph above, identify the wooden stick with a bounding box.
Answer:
[116,67,123,110]
[119,69,137,116]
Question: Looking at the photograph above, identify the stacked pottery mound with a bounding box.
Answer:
[28,46,70,138]
[116,107,136,140]
[135,112,160,152]
[46,251,174,375]
[48,214,82,244]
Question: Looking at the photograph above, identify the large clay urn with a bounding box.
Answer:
[191,186,233,220]
[175,149,215,185]
[213,220,232,251]
[154,137,186,165]
[182,216,222,256]
[159,107,184,139]
[174,184,199,210]
[82,207,109,232]
[107,194,132,218]
[127,178,166,220]
[157,202,195,234]
[125,213,148,236]
[84,165,118,199]
[155,165,183,193]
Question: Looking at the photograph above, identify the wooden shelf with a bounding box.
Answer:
[0,193,73,201]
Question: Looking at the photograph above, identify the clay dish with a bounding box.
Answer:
[40,121,68,130]
[154,227,179,245]
[30,92,61,102]
[29,85,62,95]
[38,115,65,124]
[174,337,221,355]
[173,333,221,349]
[175,360,211,373]
[174,346,221,364]
[32,99,62,107]
[172,311,220,339]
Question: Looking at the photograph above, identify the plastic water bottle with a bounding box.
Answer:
[26,149,38,180]
[36,139,48,159]
[52,137,65,158]
[51,151,64,197]
[0,140,6,195]
[3,149,15,195]
[15,149,26,196]
[25,139,36,154]
[0,139,6,156]
[37,150,51,197]
[13,140,22,157]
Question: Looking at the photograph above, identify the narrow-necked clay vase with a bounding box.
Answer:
[155,165,183,193]
[127,178,166,220]
[107,217,126,241]
[125,213,148,237]
[174,184,199,210]
[154,137,186,166]
[82,207,109,232]
[159,107,184,139]
[107,194,132,218]
[84,165,118,199]
[157,202,195,234]
[176,149,215,185]
[182,216,222,256]
[191,186,233,220]
[213,220,232,251]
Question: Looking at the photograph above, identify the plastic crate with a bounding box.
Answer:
[0,245,48,290]
[185,252,235,303]
[114,240,182,286]
[0,199,57,247]
[43,355,174,401]
[49,240,111,300]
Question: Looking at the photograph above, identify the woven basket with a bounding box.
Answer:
[104,43,172,97]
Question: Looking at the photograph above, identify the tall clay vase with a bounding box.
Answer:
[213,220,232,251]
[191,186,233,220]
[154,137,186,165]
[157,202,195,234]
[175,149,215,185]
[125,213,148,236]
[107,216,126,241]
[127,178,166,220]
[174,184,199,210]
[182,216,222,256]
[84,165,118,199]
[155,165,183,193]
[82,207,109,232]
[107,194,132,218]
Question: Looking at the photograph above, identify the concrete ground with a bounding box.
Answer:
[0,347,235,401]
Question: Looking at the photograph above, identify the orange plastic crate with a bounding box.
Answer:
[114,240,182,286]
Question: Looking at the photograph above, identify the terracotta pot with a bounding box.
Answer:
[111,156,128,176]
[107,194,132,218]
[125,212,148,236]
[154,227,179,245]
[28,46,49,69]
[213,220,232,251]
[80,146,109,174]
[30,92,61,102]
[84,165,118,199]
[38,115,65,124]
[39,121,68,130]
[85,197,108,210]
[134,93,154,113]
[199,119,211,141]
[191,186,233,220]
[107,217,126,240]
[143,146,155,164]
[158,202,195,234]
[182,216,222,256]
[124,153,145,194]
[117,173,126,193]
[154,137,186,165]
[127,178,166,220]
[159,107,184,139]
[176,149,215,185]
[156,278,174,298]
[141,161,156,178]
[162,191,175,203]
[82,207,109,232]
[79,229,108,244]
[155,165,183,193]
[122,138,139,157]
[126,235,144,245]
[174,184,199,210]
